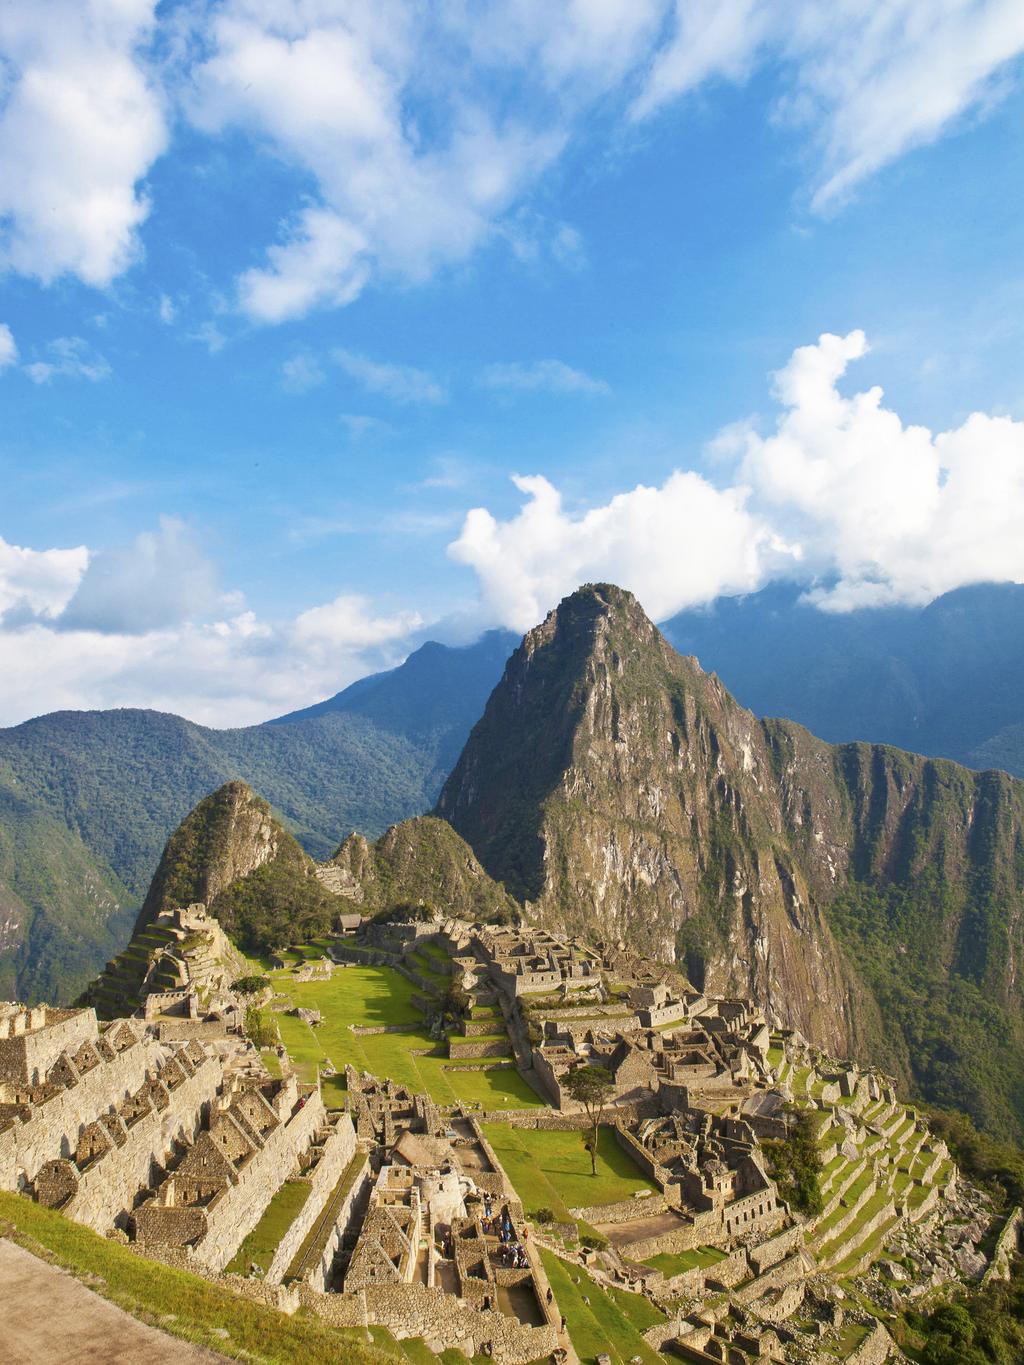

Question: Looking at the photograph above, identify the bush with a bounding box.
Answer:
[579,1232,608,1251]
[532,1208,555,1225]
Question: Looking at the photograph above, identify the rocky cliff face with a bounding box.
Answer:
[437,584,858,1053]
[438,585,1024,1135]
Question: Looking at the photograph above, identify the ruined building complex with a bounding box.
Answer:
[0,903,1011,1365]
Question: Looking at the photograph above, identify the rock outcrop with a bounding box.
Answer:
[437,584,1024,1136]
[322,815,517,923]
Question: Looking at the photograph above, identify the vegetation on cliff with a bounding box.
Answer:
[327,815,518,923]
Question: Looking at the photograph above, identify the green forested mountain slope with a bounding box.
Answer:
[0,633,511,1003]
[438,584,1024,1141]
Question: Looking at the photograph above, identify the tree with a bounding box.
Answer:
[563,1065,615,1176]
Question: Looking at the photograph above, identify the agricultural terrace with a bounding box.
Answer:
[539,1249,665,1365]
[482,1123,658,1221]
[262,949,542,1111]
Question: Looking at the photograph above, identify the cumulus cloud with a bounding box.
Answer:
[333,349,445,405]
[0,324,18,370]
[480,359,609,396]
[0,535,88,623]
[0,527,424,726]
[57,519,224,634]
[449,329,1024,627]
[0,0,167,285]
[737,330,1024,608]
[448,472,789,631]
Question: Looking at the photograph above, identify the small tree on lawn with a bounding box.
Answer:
[563,1064,615,1177]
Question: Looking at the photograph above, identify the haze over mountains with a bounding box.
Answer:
[3,580,1024,1022]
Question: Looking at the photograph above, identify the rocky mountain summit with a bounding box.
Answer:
[438,584,1024,1139]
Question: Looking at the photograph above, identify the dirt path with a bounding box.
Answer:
[0,1238,230,1365]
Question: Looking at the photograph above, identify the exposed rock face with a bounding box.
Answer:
[324,815,517,923]
[136,780,283,932]
[437,584,857,1053]
[437,585,1024,1132]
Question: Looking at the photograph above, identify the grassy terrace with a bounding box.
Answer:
[540,1248,665,1365]
[482,1124,658,1218]
[226,1179,310,1275]
[285,1152,367,1282]
[644,1246,728,1276]
[268,956,540,1111]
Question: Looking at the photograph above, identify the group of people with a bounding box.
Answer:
[496,1240,529,1269]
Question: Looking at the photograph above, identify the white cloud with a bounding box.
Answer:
[1,2,1017,303]
[481,358,609,396]
[737,329,1024,608]
[57,518,224,635]
[448,472,786,631]
[333,349,445,405]
[157,294,176,324]
[0,529,424,726]
[450,328,1024,627]
[23,336,111,384]
[0,324,18,370]
[632,1,1024,209]
[0,535,88,622]
[0,0,167,286]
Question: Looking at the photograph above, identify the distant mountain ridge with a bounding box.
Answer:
[661,581,1024,775]
[0,631,513,1003]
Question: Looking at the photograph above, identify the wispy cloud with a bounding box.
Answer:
[0,323,17,370]
[481,358,609,396]
[333,349,445,405]
[23,336,111,384]
[281,353,326,394]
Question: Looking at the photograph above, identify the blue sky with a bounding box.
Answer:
[1,2,1024,725]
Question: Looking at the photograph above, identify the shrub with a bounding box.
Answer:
[232,975,270,995]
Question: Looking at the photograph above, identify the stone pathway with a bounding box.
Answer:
[0,1238,230,1365]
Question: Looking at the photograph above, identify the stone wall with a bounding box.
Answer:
[0,1009,97,1085]
[448,1039,511,1060]
[747,1222,803,1274]
[264,1114,356,1285]
[570,1192,667,1225]
[303,1154,371,1293]
[0,1033,163,1189]
[847,1323,896,1365]
[300,1281,558,1364]
[983,1205,1022,1284]
[63,1054,220,1233]
[196,1090,327,1270]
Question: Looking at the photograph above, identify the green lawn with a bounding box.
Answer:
[483,1124,658,1217]
[540,1249,664,1365]
[270,959,540,1110]
[226,1179,310,1274]
[644,1245,728,1276]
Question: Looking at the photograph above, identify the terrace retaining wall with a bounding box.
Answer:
[264,1114,357,1284]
